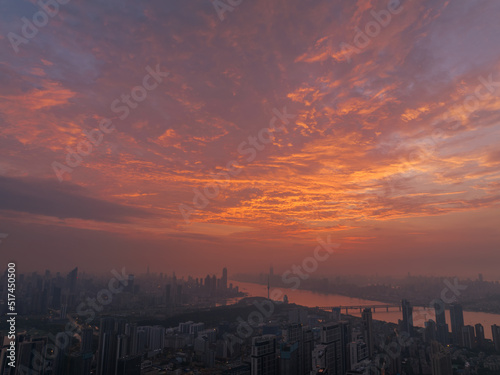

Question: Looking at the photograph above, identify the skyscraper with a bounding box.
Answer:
[475,324,485,348]
[301,326,313,375]
[425,320,437,343]
[401,299,414,336]
[434,300,449,345]
[66,267,78,293]
[434,300,446,325]
[362,308,374,358]
[492,324,500,353]
[222,267,228,289]
[283,323,313,375]
[251,335,278,375]
[96,317,118,375]
[80,328,93,375]
[461,325,475,349]
[450,304,464,347]
[320,322,349,375]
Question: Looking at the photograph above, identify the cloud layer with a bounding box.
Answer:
[0,0,499,276]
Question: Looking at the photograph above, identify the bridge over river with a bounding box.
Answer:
[319,304,402,314]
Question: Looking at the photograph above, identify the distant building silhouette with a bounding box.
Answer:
[462,325,475,349]
[222,267,228,289]
[66,267,78,293]
[362,308,374,358]
[450,304,465,346]
[401,299,414,336]
[434,299,449,345]
[492,324,500,353]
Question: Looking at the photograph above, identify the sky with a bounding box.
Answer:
[0,0,499,279]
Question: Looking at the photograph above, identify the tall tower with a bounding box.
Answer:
[475,324,485,348]
[96,317,118,375]
[492,324,500,353]
[80,328,93,375]
[66,267,78,293]
[222,267,228,289]
[450,304,464,346]
[434,299,449,345]
[362,308,374,358]
[462,325,475,349]
[401,299,414,336]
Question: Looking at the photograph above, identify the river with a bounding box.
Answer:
[232,281,500,340]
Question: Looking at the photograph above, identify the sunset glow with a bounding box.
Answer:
[1,0,499,278]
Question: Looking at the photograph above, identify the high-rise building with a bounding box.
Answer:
[251,335,278,375]
[66,267,78,293]
[128,323,138,356]
[434,300,446,324]
[401,299,414,336]
[279,342,299,375]
[301,326,313,375]
[475,324,485,348]
[450,304,464,346]
[137,325,165,353]
[361,308,374,358]
[425,320,437,343]
[492,324,500,353]
[96,317,118,375]
[348,340,368,368]
[189,322,205,337]
[433,299,448,344]
[222,267,228,289]
[462,325,475,349]
[80,328,93,375]
[282,324,312,375]
[320,322,349,375]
